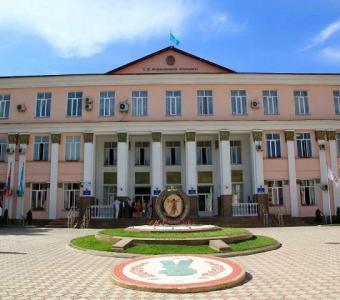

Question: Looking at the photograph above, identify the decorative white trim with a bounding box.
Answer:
[185,140,197,195]
[117,140,129,197]
[151,141,163,196]
[219,140,232,195]
[0,120,338,134]
[287,140,299,217]
[49,142,59,219]
[2,73,340,88]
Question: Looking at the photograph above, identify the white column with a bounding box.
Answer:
[316,132,330,216]
[117,132,128,198]
[16,135,29,219]
[219,131,232,195]
[328,131,340,211]
[49,133,60,219]
[83,132,95,197]
[251,131,265,194]
[185,132,197,195]
[151,132,163,196]
[5,134,16,219]
[285,130,299,217]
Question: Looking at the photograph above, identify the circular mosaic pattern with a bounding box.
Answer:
[112,255,246,293]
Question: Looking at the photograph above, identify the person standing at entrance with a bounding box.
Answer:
[114,198,121,219]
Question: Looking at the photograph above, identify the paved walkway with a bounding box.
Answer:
[0,226,339,299]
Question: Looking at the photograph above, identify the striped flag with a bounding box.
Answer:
[328,166,340,188]
[17,162,25,197]
[4,162,12,197]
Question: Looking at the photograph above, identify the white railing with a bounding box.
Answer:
[90,205,114,219]
[232,203,258,216]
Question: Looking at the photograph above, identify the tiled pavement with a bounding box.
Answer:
[0,226,339,299]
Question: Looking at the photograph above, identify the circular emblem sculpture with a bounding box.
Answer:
[166,55,175,65]
[155,186,190,224]
[112,255,246,293]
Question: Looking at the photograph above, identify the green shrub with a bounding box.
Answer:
[26,210,33,225]
[335,207,340,224]
[314,208,323,224]
[1,208,8,225]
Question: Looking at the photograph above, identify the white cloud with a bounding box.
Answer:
[0,0,198,58]
[321,46,340,61]
[304,20,340,50]
[199,13,246,34]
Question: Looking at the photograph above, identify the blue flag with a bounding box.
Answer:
[18,162,24,197]
[169,32,180,46]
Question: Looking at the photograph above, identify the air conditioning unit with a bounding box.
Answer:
[250,99,260,109]
[85,97,93,111]
[255,144,263,151]
[17,104,27,112]
[119,101,129,112]
[321,184,328,191]
[6,147,14,154]
[319,143,326,151]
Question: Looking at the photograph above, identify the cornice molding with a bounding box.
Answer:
[2,73,340,88]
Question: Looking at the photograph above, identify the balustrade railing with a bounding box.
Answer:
[90,205,114,219]
[232,203,258,216]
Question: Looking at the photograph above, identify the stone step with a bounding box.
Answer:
[112,238,134,251]
[209,239,230,252]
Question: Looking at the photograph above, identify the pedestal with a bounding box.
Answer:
[220,195,232,217]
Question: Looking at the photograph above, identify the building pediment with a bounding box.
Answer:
[106,46,235,75]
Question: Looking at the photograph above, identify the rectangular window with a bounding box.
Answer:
[231,90,247,115]
[0,94,10,118]
[337,133,340,156]
[65,136,80,161]
[67,92,82,117]
[104,142,117,166]
[294,90,309,115]
[300,180,316,205]
[197,141,212,165]
[263,90,278,115]
[33,136,49,161]
[166,90,181,116]
[296,133,312,158]
[230,140,242,164]
[0,137,7,161]
[197,90,213,115]
[132,91,147,116]
[268,181,284,205]
[165,141,181,165]
[63,183,80,209]
[103,185,117,205]
[36,92,51,118]
[266,133,281,158]
[31,183,48,209]
[100,91,115,116]
[334,90,340,114]
[135,142,150,166]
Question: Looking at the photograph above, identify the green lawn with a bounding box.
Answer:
[71,235,278,255]
[99,227,248,239]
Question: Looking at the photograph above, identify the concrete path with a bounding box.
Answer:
[0,226,339,299]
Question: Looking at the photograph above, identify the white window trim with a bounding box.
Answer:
[65,136,81,161]
[36,92,51,118]
[99,91,115,117]
[63,183,80,209]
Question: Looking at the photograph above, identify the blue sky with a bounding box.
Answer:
[0,0,340,76]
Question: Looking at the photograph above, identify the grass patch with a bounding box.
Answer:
[71,234,279,255]
[99,227,247,239]
[228,235,278,252]
[71,235,113,252]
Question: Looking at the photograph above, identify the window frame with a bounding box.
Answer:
[135,141,150,166]
[36,92,51,118]
[165,141,181,165]
[33,136,49,161]
[99,91,115,117]
[333,90,340,115]
[197,141,212,165]
[67,91,83,117]
[197,90,213,115]
[166,90,181,116]
[0,137,7,161]
[0,94,10,119]
[230,140,242,165]
[296,133,312,158]
[268,180,284,206]
[266,133,281,158]
[231,90,247,115]
[294,90,310,115]
[337,133,340,156]
[63,183,80,209]
[65,136,81,161]
[300,180,316,206]
[132,91,148,116]
[263,90,279,115]
[104,141,117,166]
[31,183,48,210]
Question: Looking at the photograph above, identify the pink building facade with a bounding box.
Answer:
[0,47,339,222]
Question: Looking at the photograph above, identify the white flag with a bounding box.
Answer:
[328,166,340,188]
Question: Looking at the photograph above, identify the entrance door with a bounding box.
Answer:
[134,186,151,217]
[198,186,213,216]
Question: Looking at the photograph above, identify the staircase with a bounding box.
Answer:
[45,219,68,228]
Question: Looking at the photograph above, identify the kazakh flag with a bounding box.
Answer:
[169,32,180,46]
[18,162,25,197]
[4,162,12,197]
